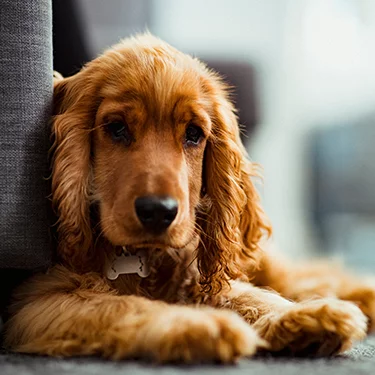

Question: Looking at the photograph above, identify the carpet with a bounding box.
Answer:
[1,336,374,375]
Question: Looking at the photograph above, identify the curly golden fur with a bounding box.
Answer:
[4,34,375,363]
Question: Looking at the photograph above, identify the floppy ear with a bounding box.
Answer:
[51,72,95,271]
[198,86,271,294]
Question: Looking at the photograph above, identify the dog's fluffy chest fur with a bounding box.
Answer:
[106,244,203,304]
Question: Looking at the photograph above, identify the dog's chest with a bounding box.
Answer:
[108,251,201,304]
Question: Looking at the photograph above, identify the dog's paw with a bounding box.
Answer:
[141,307,264,363]
[254,299,367,357]
[342,283,375,332]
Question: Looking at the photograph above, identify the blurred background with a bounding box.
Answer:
[53,0,375,272]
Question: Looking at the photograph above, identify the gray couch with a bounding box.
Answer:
[0,0,53,271]
[0,0,53,313]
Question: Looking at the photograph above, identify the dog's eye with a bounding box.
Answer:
[185,124,203,146]
[105,122,133,146]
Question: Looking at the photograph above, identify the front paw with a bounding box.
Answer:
[254,299,367,357]
[141,307,264,363]
[343,284,375,332]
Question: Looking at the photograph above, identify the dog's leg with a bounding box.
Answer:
[211,280,367,356]
[254,251,375,332]
[4,267,261,362]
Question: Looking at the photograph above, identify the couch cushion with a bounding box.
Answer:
[0,0,53,269]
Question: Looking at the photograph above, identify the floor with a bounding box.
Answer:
[1,336,374,375]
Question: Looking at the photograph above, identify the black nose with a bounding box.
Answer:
[135,196,178,233]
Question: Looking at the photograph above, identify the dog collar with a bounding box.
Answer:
[106,247,150,280]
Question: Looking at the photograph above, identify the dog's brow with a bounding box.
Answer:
[173,97,211,126]
[101,87,143,103]
[119,90,143,102]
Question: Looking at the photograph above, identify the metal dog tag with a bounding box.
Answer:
[106,248,150,280]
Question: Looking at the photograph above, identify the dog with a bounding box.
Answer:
[4,34,375,362]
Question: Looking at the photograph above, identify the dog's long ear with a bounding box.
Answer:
[198,80,271,294]
[51,72,95,271]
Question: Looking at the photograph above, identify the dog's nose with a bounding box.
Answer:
[135,196,178,233]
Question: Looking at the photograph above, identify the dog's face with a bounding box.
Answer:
[93,65,212,249]
[53,34,270,293]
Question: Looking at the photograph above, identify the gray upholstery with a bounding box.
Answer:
[0,0,53,269]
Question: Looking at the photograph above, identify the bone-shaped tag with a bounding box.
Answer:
[106,249,150,280]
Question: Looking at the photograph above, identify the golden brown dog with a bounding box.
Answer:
[4,34,375,362]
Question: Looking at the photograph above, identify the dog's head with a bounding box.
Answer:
[52,34,270,293]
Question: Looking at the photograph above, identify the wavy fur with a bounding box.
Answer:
[4,34,375,362]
